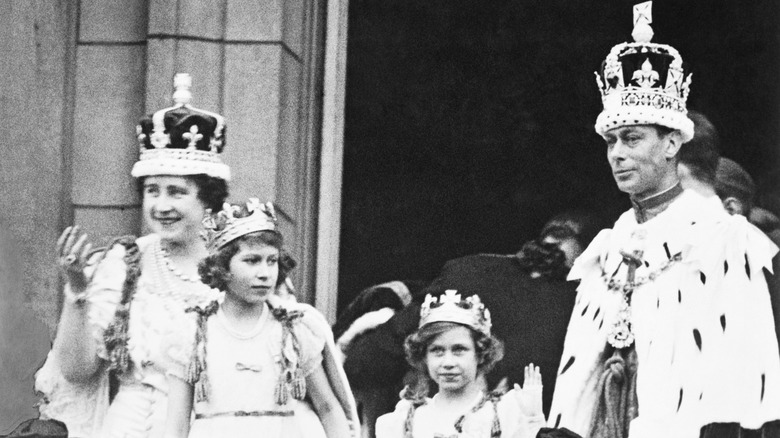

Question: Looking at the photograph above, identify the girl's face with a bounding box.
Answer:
[226,241,279,307]
[425,325,480,396]
[142,176,206,244]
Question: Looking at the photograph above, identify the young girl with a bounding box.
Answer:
[164,199,358,438]
[376,290,545,438]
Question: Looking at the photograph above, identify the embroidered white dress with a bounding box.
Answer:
[173,299,354,438]
[35,235,219,438]
[182,304,321,437]
[549,190,780,438]
[375,390,545,438]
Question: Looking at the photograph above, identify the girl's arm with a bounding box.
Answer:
[306,364,352,438]
[164,376,193,438]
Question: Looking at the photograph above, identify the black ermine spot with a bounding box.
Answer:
[761,374,766,402]
[677,388,684,412]
[560,356,576,375]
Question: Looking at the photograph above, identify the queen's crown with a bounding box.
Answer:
[131,73,231,180]
[419,290,492,335]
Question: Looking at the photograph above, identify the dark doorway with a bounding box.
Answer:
[338,0,780,310]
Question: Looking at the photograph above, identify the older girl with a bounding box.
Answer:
[164,200,358,438]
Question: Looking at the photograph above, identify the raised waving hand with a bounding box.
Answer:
[56,226,93,296]
[514,363,543,418]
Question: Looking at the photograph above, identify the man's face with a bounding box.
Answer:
[603,125,678,199]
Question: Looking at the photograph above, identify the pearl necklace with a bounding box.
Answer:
[158,245,201,284]
[147,239,214,305]
[217,305,267,340]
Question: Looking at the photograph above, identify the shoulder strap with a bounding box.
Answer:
[184,300,219,402]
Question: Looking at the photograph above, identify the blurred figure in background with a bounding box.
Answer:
[676,110,720,200]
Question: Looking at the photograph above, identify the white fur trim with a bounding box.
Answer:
[595,97,694,142]
[336,308,396,352]
[131,157,230,180]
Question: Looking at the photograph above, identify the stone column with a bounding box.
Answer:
[72,0,147,244]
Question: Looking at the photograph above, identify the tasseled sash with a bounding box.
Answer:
[588,347,639,438]
[185,300,219,402]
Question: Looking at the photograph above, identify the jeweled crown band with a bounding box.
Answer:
[201,199,278,252]
[131,148,231,180]
[419,290,492,335]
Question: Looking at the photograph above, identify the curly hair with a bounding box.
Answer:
[515,239,569,280]
[136,174,229,212]
[515,210,601,280]
[403,321,504,398]
[198,231,297,292]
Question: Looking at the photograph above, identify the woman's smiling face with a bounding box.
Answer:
[142,176,206,244]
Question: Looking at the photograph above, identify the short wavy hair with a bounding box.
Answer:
[198,230,297,292]
[403,321,504,398]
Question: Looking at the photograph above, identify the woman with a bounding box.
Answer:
[35,74,231,438]
[376,290,545,437]
[164,199,359,437]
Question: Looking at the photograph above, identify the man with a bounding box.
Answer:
[715,157,756,217]
[548,3,780,438]
[679,143,779,242]
[676,111,720,199]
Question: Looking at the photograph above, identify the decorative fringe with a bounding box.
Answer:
[588,347,638,438]
[103,236,141,376]
[400,384,428,438]
[185,300,219,402]
[291,368,306,400]
[269,304,307,405]
[454,390,503,437]
[490,395,502,438]
[275,373,290,405]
